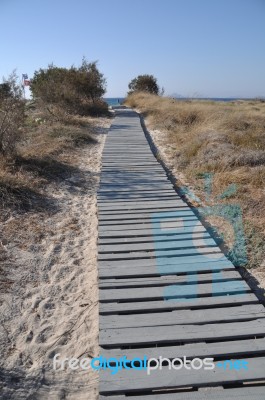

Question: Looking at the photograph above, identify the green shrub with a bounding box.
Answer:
[128,74,160,95]
[30,58,107,116]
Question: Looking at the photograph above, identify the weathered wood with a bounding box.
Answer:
[98,257,234,278]
[100,304,265,329]
[99,386,265,399]
[98,207,190,217]
[98,237,217,253]
[101,337,265,362]
[99,319,265,347]
[99,356,265,394]
[98,246,222,261]
[98,231,209,243]
[99,293,259,314]
[98,270,242,288]
[98,219,206,232]
[99,281,249,302]
[98,207,191,216]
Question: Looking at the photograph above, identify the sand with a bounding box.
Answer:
[0,119,110,399]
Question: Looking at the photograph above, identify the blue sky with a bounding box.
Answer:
[1,0,264,98]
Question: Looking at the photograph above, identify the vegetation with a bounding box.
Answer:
[30,58,108,116]
[128,74,160,95]
[0,60,110,217]
[125,92,265,269]
[0,71,25,156]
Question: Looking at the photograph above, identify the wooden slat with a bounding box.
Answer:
[100,304,265,329]
[99,270,242,288]
[98,237,217,253]
[99,357,265,394]
[99,293,259,315]
[100,319,265,347]
[98,210,194,220]
[98,258,234,278]
[99,386,265,399]
[99,281,249,302]
[98,231,209,244]
[98,247,222,261]
[98,219,206,232]
[101,337,265,362]
[98,206,191,216]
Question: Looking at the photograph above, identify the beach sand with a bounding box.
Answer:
[0,119,110,399]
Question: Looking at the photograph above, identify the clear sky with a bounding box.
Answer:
[1,0,264,98]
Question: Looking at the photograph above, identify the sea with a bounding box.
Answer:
[104,98,125,106]
[104,97,256,106]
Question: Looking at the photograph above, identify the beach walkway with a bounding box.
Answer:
[97,108,265,399]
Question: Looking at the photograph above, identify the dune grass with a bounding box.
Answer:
[0,101,108,215]
[125,92,265,269]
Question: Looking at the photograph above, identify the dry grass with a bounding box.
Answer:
[126,92,265,269]
[0,101,111,291]
[0,101,106,214]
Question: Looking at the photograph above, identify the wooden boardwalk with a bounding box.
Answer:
[97,108,265,399]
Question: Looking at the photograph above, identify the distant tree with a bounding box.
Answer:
[128,74,159,95]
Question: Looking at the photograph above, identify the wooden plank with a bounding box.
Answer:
[98,231,208,244]
[101,163,159,167]
[98,195,178,201]
[98,185,174,192]
[98,247,222,261]
[98,204,187,212]
[98,210,193,221]
[98,219,205,232]
[98,196,180,204]
[99,216,198,226]
[98,230,204,245]
[98,188,177,195]
[97,189,176,195]
[100,304,265,329]
[100,170,165,174]
[98,257,234,278]
[99,319,265,347]
[97,207,191,216]
[101,337,265,362]
[99,386,265,399]
[98,264,234,278]
[99,183,172,189]
[97,215,204,225]
[101,167,163,171]
[99,293,259,315]
[98,228,207,238]
[101,157,156,161]
[99,176,168,182]
[98,196,181,203]
[99,356,265,394]
[99,281,249,302]
[98,238,217,253]
[98,270,242,288]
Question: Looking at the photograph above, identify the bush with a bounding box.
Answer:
[128,74,160,95]
[0,71,25,156]
[30,58,108,116]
